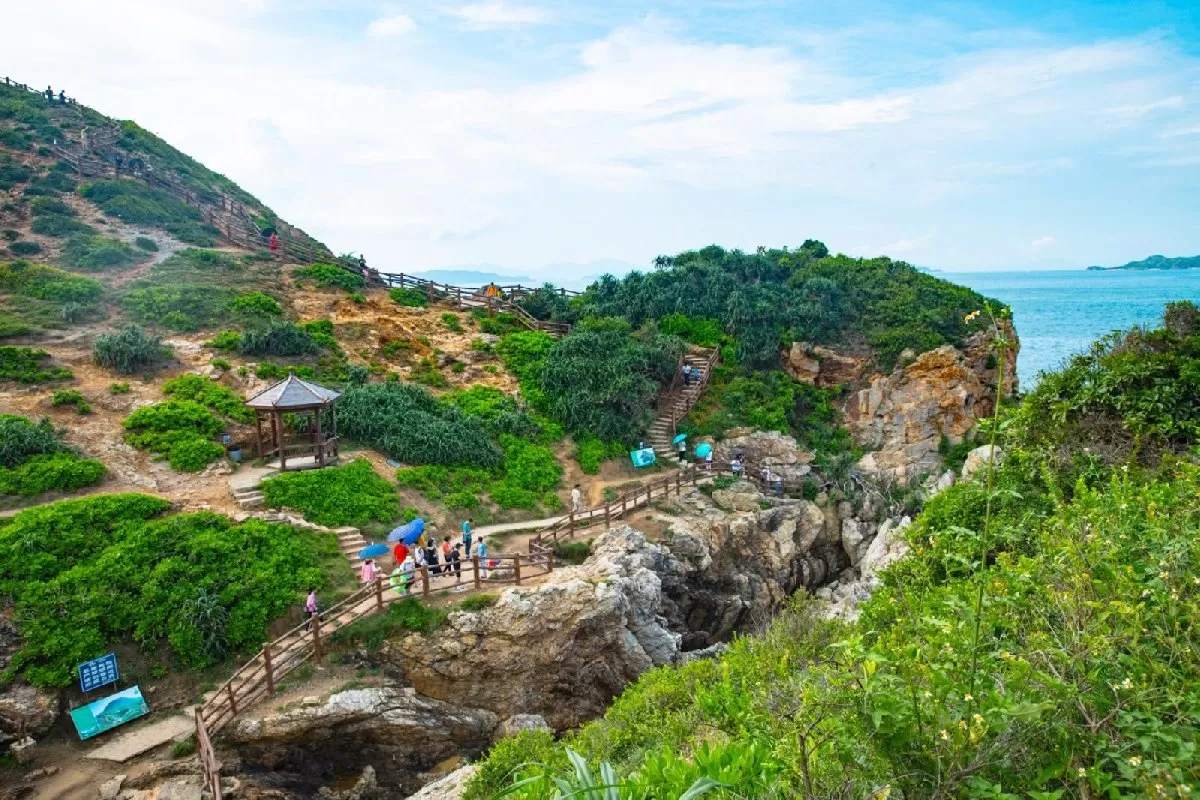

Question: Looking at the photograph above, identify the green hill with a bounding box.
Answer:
[1087,254,1200,271]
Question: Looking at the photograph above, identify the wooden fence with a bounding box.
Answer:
[658,346,720,441]
[379,272,574,335]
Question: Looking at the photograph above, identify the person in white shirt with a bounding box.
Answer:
[571,483,583,513]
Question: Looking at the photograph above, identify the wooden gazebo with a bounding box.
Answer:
[245,373,341,471]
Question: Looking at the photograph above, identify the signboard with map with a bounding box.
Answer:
[69,685,151,740]
[630,447,657,468]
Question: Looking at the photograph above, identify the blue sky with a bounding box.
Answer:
[6,0,1200,278]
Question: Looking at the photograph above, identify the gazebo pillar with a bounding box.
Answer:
[314,407,325,467]
[254,410,265,459]
[330,404,338,460]
[273,410,286,470]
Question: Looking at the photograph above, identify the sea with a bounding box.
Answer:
[944,270,1200,388]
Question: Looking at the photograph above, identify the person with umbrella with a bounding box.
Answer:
[674,432,688,464]
[360,558,377,586]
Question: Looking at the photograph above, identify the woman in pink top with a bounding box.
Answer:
[360,559,377,585]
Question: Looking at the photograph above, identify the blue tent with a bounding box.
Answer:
[386,518,425,544]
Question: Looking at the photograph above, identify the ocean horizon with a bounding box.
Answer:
[944,269,1200,388]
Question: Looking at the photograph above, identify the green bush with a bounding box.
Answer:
[389,287,428,307]
[29,196,74,217]
[240,322,320,357]
[0,346,73,383]
[162,374,253,423]
[441,312,464,332]
[261,459,398,527]
[412,355,449,388]
[93,325,170,374]
[0,452,105,497]
[229,291,282,317]
[79,179,203,228]
[339,383,502,469]
[29,213,96,238]
[211,358,230,371]
[496,330,555,408]
[293,263,363,292]
[552,539,592,565]
[123,400,224,471]
[207,330,242,351]
[458,593,499,612]
[329,598,447,650]
[60,235,143,272]
[134,236,159,252]
[122,284,238,332]
[166,437,226,472]
[0,415,71,468]
[7,241,41,256]
[109,382,131,394]
[50,389,91,414]
[574,435,625,474]
[0,494,340,687]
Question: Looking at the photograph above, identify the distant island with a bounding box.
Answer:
[1087,254,1200,271]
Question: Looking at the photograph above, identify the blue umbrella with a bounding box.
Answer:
[672,432,689,445]
[386,518,425,544]
[694,442,713,458]
[359,543,390,559]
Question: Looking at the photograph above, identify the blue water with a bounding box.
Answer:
[944,270,1200,388]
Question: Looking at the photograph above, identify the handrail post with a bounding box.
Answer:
[472,556,482,589]
[312,614,322,659]
[568,509,575,531]
[421,566,431,600]
[375,576,384,610]
[263,645,274,695]
[676,473,681,493]
[546,550,554,572]
[514,554,522,585]
[226,683,238,717]
[621,495,627,516]
[604,504,610,529]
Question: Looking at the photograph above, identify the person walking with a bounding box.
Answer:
[304,588,318,630]
[389,560,412,595]
[449,544,464,588]
[440,535,453,568]
[731,456,743,477]
[360,559,377,586]
[677,438,688,464]
[461,518,473,559]
[269,231,279,254]
[571,483,583,513]
[704,450,713,471]
[426,540,441,576]
[413,544,427,571]
[393,541,409,565]
[680,362,691,387]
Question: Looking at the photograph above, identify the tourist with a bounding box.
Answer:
[426,540,441,575]
[389,561,412,595]
[731,456,743,477]
[462,518,473,558]
[450,544,463,584]
[571,483,583,513]
[677,438,688,463]
[58,89,66,104]
[476,537,488,579]
[704,450,713,471]
[360,559,377,586]
[681,363,691,387]
[45,85,53,102]
[441,535,453,567]
[413,544,427,570]
[269,231,279,253]
[393,541,409,565]
[304,588,318,630]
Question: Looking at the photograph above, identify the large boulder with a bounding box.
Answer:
[391,526,682,731]
[405,765,478,800]
[228,688,498,793]
[713,430,813,484]
[961,444,1003,479]
[785,343,870,387]
[0,681,59,751]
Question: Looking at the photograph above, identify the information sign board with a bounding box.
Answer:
[78,653,119,693]
[69,685,150,740]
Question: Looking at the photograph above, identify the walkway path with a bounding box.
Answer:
[85,710,196,763]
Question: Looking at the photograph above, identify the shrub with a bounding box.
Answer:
[0,261,102,306]
[134,236,159,252]
[412,356,449,388]
[293,263,363,292]
[229,291,282,317]
[211,358,230,371]
[109,382,131,394]
[79,179,203,228]
[261,459,398,526]
[390,287,428,307]
[441,312,464,332]
[2,229,18,241]
[30,213,96,238]
[0,452,105,496]
[0,494,339,686]
[0,415,70,468]
[162,374,253,423]
[329,598,447,650]
[458,593,499,612]
[50,389,91,414]
[93,325,170,374]
[339,383,501,468]
[207,330,242,351]
[8,241,41,256]
[574,435,625,474]
[166,437,226,471]
[29,196,74,217]
[552,539,591,565]
[349,292,366,305]
[240,322,320,357]
[60,234,142,272]
[0,346,73,383]
[121,285,238,332]
[123,400,224,472]
[496,330,555,408]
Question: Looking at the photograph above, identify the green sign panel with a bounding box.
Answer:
[69,685,150,740]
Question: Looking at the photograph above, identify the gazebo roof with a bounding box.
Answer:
[245,373,341,409]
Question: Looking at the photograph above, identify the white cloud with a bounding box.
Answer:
[881,232,935,254]
[1105,95,1184,117]
[1031,235,1056,251]
[367,14,416,37]
[450,1,547,29]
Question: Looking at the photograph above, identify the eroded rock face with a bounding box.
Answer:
[0,680,59,751]
[714,429,813,484]
[390,527,682,731]
[228,688,498,795]
[845,327,1018,482]
[785,343,870,388]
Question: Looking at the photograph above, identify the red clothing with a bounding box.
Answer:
[393,543,409,563]
[269,233,279,252]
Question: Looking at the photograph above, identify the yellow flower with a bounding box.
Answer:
[1121,677,1134,690]
[1129,755,1142,767]
[1077,767,1087,777]
[1160,571,1170,580]
[964,693,974,702]
[958,720,967,729]
[939,729,950,741]
[972,714,984,724]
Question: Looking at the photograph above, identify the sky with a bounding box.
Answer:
[5,0,1200,279]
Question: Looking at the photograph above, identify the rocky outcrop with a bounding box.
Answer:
[0,615,59,750]
[391,526,682,731]
[844,327,1018,482]
[228,688,498,795]
[404,765,478,800]
[785,342,870,387]
[713,429,813,484]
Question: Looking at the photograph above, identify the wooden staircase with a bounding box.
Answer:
[646,348,719,464]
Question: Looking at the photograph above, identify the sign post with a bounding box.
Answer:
[78,653,120,695]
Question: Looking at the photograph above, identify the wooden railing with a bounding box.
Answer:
[380,272,575,335]
[195,550,554,787]
[657,347,720,440]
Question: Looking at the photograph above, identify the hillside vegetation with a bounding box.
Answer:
[472,304,1200,799]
